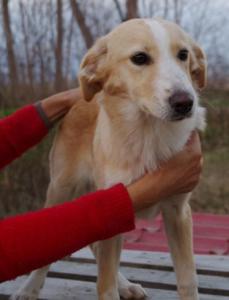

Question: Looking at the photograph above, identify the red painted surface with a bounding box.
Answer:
[123,213,229,255]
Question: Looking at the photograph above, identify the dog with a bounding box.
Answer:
[11,17,206,300]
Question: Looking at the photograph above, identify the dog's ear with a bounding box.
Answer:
[79,37,108,101]
[189,41,207,90]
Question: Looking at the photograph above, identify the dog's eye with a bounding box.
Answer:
[131,52,151,65]
[177,49,189,61]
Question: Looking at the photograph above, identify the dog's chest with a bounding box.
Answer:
[97,123,189,188]
[94,106,205,189]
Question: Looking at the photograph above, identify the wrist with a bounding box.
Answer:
[40,97,70,124]
[34,101,53,128]
[35,88,81,126]
[127,170,163,212]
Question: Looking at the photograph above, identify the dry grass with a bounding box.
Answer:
[191,147,229,214]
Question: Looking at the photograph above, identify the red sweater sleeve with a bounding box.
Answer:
[0,105,48,170]
[0,184,135,282]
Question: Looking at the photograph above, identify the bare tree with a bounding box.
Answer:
[55,0,64,91]
[173,0,184,25]
[19,0,34,95]
[163,0,169,19]
[0,0,228,104]
[1,0,18,97]
[112,0,138,21]
[65,14,74,81]
[126,0,138,19]
[113,0,125,21]
[70,0,93,49]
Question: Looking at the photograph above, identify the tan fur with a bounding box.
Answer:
[11,18,207,300]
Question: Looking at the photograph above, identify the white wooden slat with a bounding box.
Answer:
[72,248,229,274]
[0,249,228,299]
[49,260,229,294]
[0,276,228,300]
[0,276,96,300]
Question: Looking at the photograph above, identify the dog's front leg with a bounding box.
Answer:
[92,235,122,300]
[161,195,199,300]
[91,240,147,300]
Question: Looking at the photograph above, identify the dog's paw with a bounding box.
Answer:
[118,273,147,299]
[10,292,38,300]
[119,282,147,299]
[118,272,147,299]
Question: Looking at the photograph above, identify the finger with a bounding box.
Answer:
[186,131,197,146]
[186,131,202,154]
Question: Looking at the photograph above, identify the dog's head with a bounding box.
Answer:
[79,18,207,122]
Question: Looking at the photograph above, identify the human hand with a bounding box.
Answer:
[127,132,202,212]
[36,88,81,126]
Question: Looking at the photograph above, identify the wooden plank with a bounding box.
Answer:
[0,249,228,299]
[49,260,229,296]
[0,276,96,300]
[0,276,228,300]
[72,248,229,275]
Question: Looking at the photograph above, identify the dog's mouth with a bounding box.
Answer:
[137,101,193,123]
[170,111,193,121]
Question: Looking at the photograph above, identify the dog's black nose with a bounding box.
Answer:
[169,91,193,116]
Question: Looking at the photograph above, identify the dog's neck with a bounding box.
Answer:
[94,94,197,171]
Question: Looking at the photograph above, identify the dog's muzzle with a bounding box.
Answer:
[169,91,193,120]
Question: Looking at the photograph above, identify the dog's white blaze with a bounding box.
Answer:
[144,19,176,87]
[144,19,197,119]
[144,19,170,57]
[145,19,188,86]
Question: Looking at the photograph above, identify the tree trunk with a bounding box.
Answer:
[163,0,169,18]
[70,0,93,49]
[126,0,138,20]
[19,0,34,97]
[55,0,64,91]
[113,0,125,21]
[173,0,183,25]
[65,14,74,82]
[2,0,19,98]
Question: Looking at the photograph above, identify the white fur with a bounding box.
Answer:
[143,19,198,120]
[96,101,205,187]
[96,100,205,219]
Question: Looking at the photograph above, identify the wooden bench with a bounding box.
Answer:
[0,248,228,299]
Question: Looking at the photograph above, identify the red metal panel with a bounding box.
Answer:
[123,213,229,255]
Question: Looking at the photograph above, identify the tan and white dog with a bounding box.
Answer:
[12,18,206,300]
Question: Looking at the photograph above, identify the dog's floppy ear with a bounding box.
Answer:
[189,40,207,90]
[79,37,108,101]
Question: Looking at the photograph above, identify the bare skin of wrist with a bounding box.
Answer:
[39,88,81,122]
[127,132,202,212]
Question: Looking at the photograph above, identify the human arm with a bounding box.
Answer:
[0,184,134,282]
[0,132,202,282]
[0,89,81,170]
